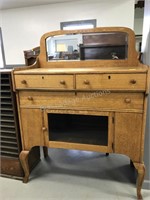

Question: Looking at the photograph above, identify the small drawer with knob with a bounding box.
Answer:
[19,91,75,107]
[76,74,146,91]
[14,75,74,90]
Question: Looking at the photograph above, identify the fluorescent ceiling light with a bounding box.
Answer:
[63,24,94,30]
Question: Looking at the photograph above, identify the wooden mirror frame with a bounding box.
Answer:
[38,27,138,68]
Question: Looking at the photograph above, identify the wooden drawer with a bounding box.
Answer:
[19,91,75,107]
[14,75,74,90]
[76,74,146,90]
[19,91,144,111]
[75,92,144,111]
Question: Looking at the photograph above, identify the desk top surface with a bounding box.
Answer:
[14,66,148,75]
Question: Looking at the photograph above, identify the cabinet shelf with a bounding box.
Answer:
[1,90,11,93]
[0,96,11,99]
[1,102,13,105]
[48,114,108,146]
[1,151,19,157]
[1,107,13,111]
[1,135,17,142]
[1,143,19,149]
[1,148,19,154]
[1,152,19,158]
[1,84,10,87]
[0,131,18,137]
[1,115,14,119]
[1,140,17,144]
[1,110,14,115]
[1,119,15,123]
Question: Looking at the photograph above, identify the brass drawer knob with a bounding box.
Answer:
[28,96,33,101]
[60,80,66,85]
[130,79,136,84]
[125,98,131,103]
[42,127,47,131]
[84,80,90,85]
[21,80,27,84]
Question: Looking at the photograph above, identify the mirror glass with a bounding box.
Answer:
[46,32,128,61]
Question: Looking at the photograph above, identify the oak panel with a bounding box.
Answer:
[20,108,45,150]
[114,112,143,162]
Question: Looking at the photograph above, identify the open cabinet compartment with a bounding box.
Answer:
[48,113,108,146]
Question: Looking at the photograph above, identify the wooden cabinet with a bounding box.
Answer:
[0,70,23,178]
[12,27,149,199]
[0,70,41,179]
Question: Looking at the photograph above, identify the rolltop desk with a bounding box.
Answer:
[12,27,149,199]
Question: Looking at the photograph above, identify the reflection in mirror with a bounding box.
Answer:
[46,34,81,60]
[46,32,128,61]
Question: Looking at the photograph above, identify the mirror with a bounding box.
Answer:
[46,32,128,61]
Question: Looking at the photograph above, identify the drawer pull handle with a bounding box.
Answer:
[125,98,131,103]
[84,80,90,85]
[60,80,66,85]
[130,79,136,84]
[28,96,33,101]
[42,127,47,131]
[21,80,27,84]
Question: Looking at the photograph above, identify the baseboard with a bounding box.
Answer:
[143,179,150,190]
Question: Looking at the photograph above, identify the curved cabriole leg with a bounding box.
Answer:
[19,150,30,183]
[43,146,48,158]
[133,162,145,200]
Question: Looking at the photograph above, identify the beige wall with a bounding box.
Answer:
[134,7,144,35]
[1,0,134,65]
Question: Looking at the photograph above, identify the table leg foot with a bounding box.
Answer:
[133,162,145,200]
[19,150,30,183]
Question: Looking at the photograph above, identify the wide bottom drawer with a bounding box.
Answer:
[19,91,144,111]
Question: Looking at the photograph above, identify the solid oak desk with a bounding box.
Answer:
[12,27,149,200]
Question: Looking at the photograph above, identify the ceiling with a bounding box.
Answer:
[0,0,144,10]
[0,0,77,10]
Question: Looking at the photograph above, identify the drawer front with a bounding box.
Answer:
[14,75,74,89]
[75,92,144,111]
[76,74,146,90]
[19,91,75,107]
[19,91,144,111]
